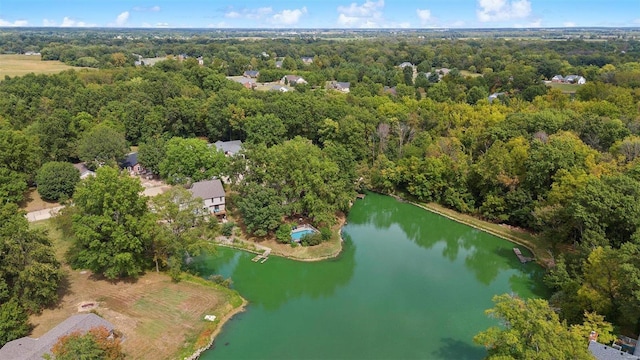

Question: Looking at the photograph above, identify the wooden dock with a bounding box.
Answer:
[513,248,533,263]
[251,248,271,263]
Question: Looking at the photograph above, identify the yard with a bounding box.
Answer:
[546,81,582,93]
[29,220,244,360]
[0,54,88,78]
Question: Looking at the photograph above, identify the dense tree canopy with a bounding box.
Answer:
[158,137,227,185]
[69,166,154,279]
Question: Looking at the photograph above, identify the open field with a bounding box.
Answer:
[0,54,89,78]
[546,81,582,93]
[29,220,244,360]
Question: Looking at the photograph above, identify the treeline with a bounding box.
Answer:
[0,35,639,336]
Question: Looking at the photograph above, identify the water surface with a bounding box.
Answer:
[194,193,547,359]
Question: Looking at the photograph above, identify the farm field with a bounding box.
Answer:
[29,220,242,360]
[0,54,86,78]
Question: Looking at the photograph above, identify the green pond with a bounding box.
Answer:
[193,193,548,359]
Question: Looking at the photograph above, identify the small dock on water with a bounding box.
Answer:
[251,248,271,264]
[513,248,533,263]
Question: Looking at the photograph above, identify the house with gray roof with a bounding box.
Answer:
[328,81,350,93]
[589,341,640,360]
[0,313,115,360]
[280,75,307,86]
[213,140,243,156]
[72,162,95,179]
[189,179,226,215]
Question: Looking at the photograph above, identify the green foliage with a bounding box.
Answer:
[236,183,284,237]
[138,136,166,175]
[0,167,27,204]
[77,125,128,169]
[159,137,227,185]
[207,274,233,288]
[69,167,154,279]
[221,222,235,237]
[474,294,593,360]
[320,226,332,241]
[276,224,292,244]
[149,187,215,280]
[0,300,30,345]
[36,161,80,201]
[301,232,323,246]
[0,203,62,313]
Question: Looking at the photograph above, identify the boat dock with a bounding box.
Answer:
[251,248,271,263]
[513,248,533,263]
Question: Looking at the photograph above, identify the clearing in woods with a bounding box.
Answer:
[0,54,87,78]
[29,220,243,360]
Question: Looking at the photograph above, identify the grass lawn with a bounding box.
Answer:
[20,188,60,212]
[29,219,244,360]
[459,70,483,78]
[0,54,89,78]
[546,82,582,93]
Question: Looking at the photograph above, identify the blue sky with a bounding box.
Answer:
[1,0,639,28]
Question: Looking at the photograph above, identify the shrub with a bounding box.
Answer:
[320,227,332,241]
[36,161,80,202]
[221,222,235,237]
[301,233,322,246]
[276,224,292,244]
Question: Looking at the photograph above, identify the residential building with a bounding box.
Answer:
[230,77,256,89]
[243,70,260,78]
[551,74,564,82]
[328,81,351,93]
[121,152,145,175]
[0,313,115,360]
[280,75,308,85]
[189,179,226,215]
[301,56,314,65]
[398,62,414,69]
[213,140,243,156]
[565,75,586,84]
[73,162,95,179]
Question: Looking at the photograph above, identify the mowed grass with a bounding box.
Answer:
[0,54,86,78]
[20,188,61,212]
[28,219,244,360]
[546,82,582,93]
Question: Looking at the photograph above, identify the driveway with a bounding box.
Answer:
[26,185,171,222]
[25,206,64,222]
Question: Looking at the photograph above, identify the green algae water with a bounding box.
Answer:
[194,193,548,359]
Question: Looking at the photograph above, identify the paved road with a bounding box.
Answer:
[25,185,171,222]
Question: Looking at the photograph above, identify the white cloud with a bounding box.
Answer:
[115,11,130,26]
[272,7,307,25]
[451,20,465,27]
[42,19,56,26]
[133,5,161,12]
[416,9,432,24]
[337,0,385,27]
[563,21,575,27]
[155,22,169,27]
[60,17,95,27]
[515,18,541,27]
[224,7,273,20]
[0,18,28,26]
[477,0,531,22]
[207,22,230,28]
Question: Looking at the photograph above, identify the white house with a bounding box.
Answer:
[565,75,586,84]
[189,179,226,215]
[280,75,308,86]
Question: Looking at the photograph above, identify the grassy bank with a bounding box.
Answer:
[29,219,245,360]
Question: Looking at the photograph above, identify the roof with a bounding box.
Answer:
[282,75,306,84]
[231,77,256,86]
[335,81,350,89]
[399,62,414,68]
[552,74,564,79]
[121,152,139,168]
[72,162,94,176]
[271,85,289,92]
[190,179,225,200]
[213,140,243,155]
[243,70,259,77]
[0,314,115,360]
[589,341,640,360]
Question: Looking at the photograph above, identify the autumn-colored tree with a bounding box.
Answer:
[50,326,124,360]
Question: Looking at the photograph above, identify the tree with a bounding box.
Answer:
[69,167,154,279]
[36,162,80,202]
[0,300,30,345]
[77,125,128,170]
[148,187,215,280]
[474,294,593,360]
[236,183,285,237]
[50,326,125,360]
[243,114,286,147]
[138,136,166,175]
[0,203,62,313]
[0,129,42,181]
[158,137,227,185]
[0,167,27,204]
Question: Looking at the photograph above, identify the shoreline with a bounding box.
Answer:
[184,297,249,360]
